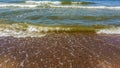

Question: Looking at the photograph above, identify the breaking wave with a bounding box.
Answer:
[0,23,48,38]
[25,1,95,5]
[0,1,120,9]
[0,23,104,37]
[0,23,119,37]
[97,27,120,34]
[0,4,38,8]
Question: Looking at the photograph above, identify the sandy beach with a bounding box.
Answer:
[0,33,120,68]
[0,0,120,68]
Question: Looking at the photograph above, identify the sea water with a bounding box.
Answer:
[0,0,120,37]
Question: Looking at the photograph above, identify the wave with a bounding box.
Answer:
[0,23,119,37]
[0,23,97,32]
[97,27,120,34]
[0,23,47,38]
[0,1,120,9]
[0,23,105,37]
[25,1,95,5]
[0,1,95,8]
[25,1,61,5]
[0,4,120,10]
[0,4,38,8]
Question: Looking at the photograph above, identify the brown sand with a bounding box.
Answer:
[0,33,120,68]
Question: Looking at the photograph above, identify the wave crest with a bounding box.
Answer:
[0,4,120,10]
[0,1,120,9]
[0,23,99,37]
[25,1,95,5]
[0,23,119,37]
[97,27,120,34]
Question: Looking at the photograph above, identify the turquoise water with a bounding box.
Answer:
[0,0,120,37]
[0,8,120,26]
[0,0,120,25]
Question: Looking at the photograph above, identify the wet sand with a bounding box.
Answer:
[0,33,120,68]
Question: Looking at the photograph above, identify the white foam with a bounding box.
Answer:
[25,1,120,10]
[0,24,46,38]
[26,25,71,33]
[25,1,61,5]
[0,29,46,38]
[0,2,120,10]
[0,24,71,38]
[0,3,37,8]
[27,26,39,32]
[97,27,120,34]
[25,1,91,5]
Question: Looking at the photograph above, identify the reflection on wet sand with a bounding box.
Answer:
[0,33,120,68]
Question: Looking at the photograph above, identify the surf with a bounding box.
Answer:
[0,3,38,8]
[97,26,120,34]
[25,1,95,5]
[0,1,120,10]
[0,4,120,10]
[0,23,106,37]
[0,23,119,37]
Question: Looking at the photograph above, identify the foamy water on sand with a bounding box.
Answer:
[0,33,120,68]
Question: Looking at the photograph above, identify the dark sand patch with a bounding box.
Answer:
[0,33,120,68]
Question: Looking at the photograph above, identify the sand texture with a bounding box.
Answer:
[0,33,120,68]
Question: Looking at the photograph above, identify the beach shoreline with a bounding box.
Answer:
[0,33,120,68]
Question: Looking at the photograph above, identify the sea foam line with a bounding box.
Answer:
[0,30,46,38]
[0,4,120,10]
[0,4,37,8]
[0,1,120,9]
[97,27,120,34]
[25,1,120,9]
[25,1,93,5]
[0,24,47,38]
[25,1,61,5]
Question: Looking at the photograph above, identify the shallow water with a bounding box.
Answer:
[0,33,120,68]
[0,1,120,68]
[0,0,120,37]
